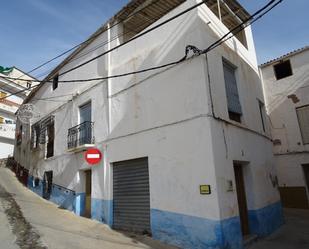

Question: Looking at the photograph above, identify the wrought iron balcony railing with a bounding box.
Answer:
[67,121,94,150]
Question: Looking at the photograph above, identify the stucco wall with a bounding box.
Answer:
[260,49,309,190]
[0,141,14,158]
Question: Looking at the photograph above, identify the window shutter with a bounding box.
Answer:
[223,61,242,115]
[31,126,35,148]
[39,116,54,144]
[296,106,309,144]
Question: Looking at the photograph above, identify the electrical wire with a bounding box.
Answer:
[15,0,162,80]
[32,1,174,80]
[0,0,208,84]
[0,0,282,101]
[57,0,208,77]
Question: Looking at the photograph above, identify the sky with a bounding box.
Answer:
[0,0,308,79]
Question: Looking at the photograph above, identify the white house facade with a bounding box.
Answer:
[0,66,36,159]
[260,46,309,209]
[14,1,283,248]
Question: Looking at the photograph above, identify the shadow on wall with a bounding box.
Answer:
[101,10,200,140]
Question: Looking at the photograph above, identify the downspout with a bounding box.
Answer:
[107,22,112,134]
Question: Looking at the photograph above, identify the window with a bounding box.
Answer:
[273,60,293,80]
[79,102,91,123]
[223,59,242,123]
[46,122,54,158]
[79,102,92,145]
[258,100,266,132]
[27,82,31,88]
[31,124,40,149]
[296,106,309,144]
[52,74,59,90]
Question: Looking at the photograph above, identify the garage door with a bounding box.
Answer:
[113,158,151,234]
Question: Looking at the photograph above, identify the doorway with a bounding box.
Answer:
[234,163,250,236]
[84,170,92,218]
[42,171,53,200]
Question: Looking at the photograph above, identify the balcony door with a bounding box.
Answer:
[79,102,92,145]
[80,102,91,123]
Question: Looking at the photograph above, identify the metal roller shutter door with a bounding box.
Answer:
[113,158,151,234]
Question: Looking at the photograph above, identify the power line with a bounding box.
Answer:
[32,0,174,80]
[16,0,162,80]
[0,0,208,84]
[0,0,282,101]
[57,0,208,77]
[54,0,282,83]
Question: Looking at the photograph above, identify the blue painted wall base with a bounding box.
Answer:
[49,185,75,211]
[27,176,43,197]
[151,201,283,249]
[91,199,113,226]
[26,176,283,249]
[74,193,86,216]
[151,209,242,249]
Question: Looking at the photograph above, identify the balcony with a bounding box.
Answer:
[67,121,94,152]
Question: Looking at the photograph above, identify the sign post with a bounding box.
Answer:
[85,148,102,165]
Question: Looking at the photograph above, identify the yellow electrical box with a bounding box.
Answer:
[200,185,211,195]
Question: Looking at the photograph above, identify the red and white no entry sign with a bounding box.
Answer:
[85,148,102,165]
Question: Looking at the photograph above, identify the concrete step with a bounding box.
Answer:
[244,234,258,248]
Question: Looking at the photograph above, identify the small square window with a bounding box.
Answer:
[273,60,293,80]
[26,82,31,88]
[52,74,59,90]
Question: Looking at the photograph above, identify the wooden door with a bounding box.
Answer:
[85,170,92,218]
[234,163,250,236]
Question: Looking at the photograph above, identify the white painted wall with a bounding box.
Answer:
[0,141,14,159]
[0,73,27,159]
[260,48,309,192]
[14,0,279,223]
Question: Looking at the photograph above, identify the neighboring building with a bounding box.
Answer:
[0,66,36,158]
[260,46,309,209]
[14,1,283,248]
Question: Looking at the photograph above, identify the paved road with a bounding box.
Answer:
[248,209,309,249]
[0,167,175,249]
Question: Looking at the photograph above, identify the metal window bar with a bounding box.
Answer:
[67,121,94,149]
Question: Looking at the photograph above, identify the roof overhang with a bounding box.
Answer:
[260,46,309,68]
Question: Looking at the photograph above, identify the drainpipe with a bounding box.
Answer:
[107,22,112,134]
